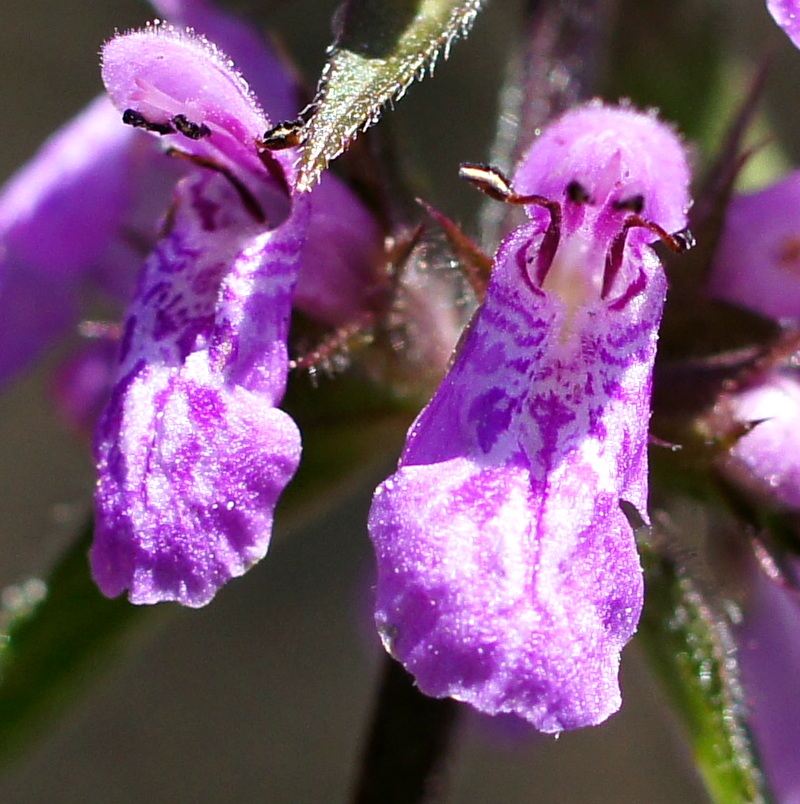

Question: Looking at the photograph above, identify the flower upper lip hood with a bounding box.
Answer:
[102,23,290,196]
[368,103,692,733]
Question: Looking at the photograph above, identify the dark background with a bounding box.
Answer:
[0,0,791,800]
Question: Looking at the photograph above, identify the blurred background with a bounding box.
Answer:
[0,0,794,800]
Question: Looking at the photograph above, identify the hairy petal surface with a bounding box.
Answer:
[150,0,301,122]
[92,172,306,606]
[102,22,291,193]
[369,105,690,731]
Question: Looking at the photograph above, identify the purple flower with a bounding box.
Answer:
[738,567,800,802]
[0,2,382,606]
[767,0,800,49]
[718,369,800,512]
[90,23,308,607]
[368,104,692,732]
[710,170,800,321]
[0,95,176,386]
[0,0,381,395]
[708,168,800,510]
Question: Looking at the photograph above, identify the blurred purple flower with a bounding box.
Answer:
[0,95,176,386]
[719,369,800,512]
[739,568,800,802]
[368,104,692,732]
[767,0,800,49]
[710,170,800,321]
[710,168,800,512]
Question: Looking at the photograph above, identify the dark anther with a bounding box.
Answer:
[613,194,645,214]
[566,180,593,204]
[172,114,212,140]
[259,118,306,150]
[602,215,696,300]
[459,163,515,202]
[122,109,175,136]
[670,227,696,252]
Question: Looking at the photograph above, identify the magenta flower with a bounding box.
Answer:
[0,2,382,607]
[738,568,800,802]
[709,169,800,511]
[767,0,800,49]
[719,369,800,511]
[91,24,306,607]
[368,104,692,732]
[710,170,800,321]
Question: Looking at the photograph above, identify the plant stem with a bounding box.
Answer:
[351,656,460,804]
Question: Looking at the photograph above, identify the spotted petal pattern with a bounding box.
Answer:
[91,25,308,606]
[369,105,691,731]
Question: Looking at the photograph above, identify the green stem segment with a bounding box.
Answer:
[638,539,772,804]
[0,523,152,763]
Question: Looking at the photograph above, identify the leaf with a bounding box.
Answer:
[296,0,487,191]
[637,538,772,804]
[0,524,149,763]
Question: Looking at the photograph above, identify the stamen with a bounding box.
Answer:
[259,118,306,150]
[459,163,562,286]
[172,114,212,140]
[165,148,266,224]
[122,108,175,136]
[602,214,695,300]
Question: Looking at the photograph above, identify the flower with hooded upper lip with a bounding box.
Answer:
[367,103,693,733]
[0,0,383,607]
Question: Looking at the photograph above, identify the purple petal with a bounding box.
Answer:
[719,370,800,510]
[369,105,690,731]
[710,170,800,320]
[0,97,134,384]
[149,0,301,122]
[92,358,300,607]
[0,93,188,388]
[767,0,800,48]
[514,103,691,245]
[738,568,800,800]
[294,174,384,326]
[101,24,274,181]
[92,171,307,605]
